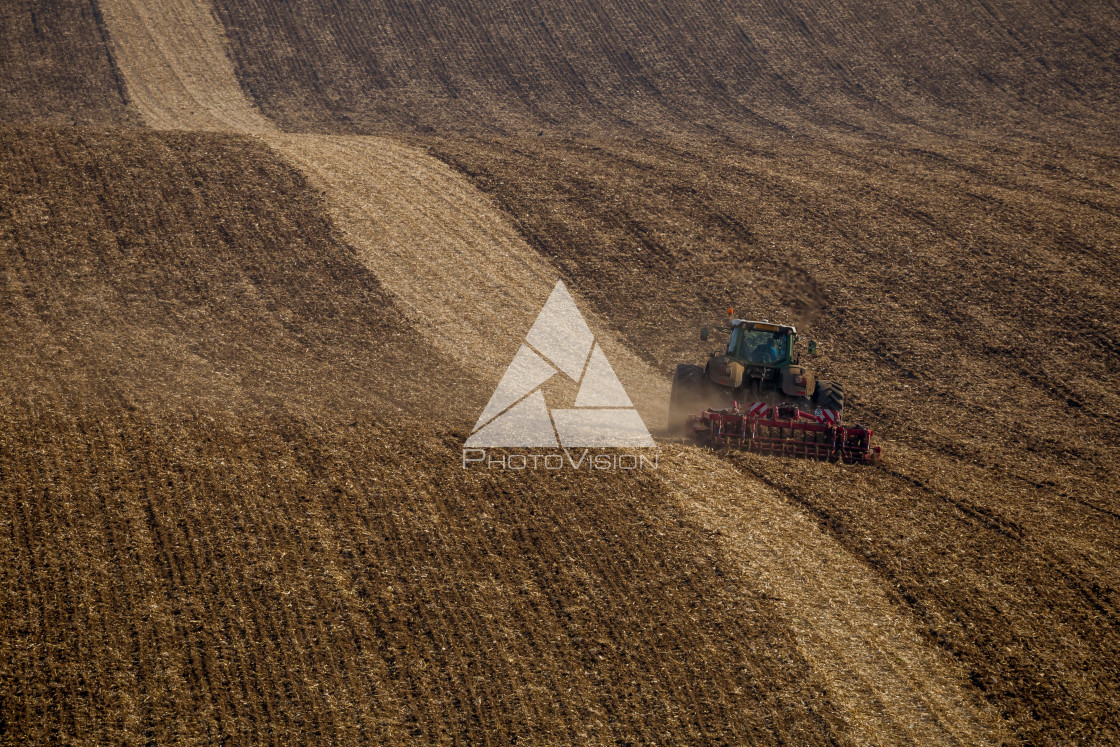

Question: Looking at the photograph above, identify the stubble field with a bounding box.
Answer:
[1,0,1118,742]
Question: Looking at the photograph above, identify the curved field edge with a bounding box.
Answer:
[86,0,1021,740]
[0,0,137,127]
[0,0,1116,741]
[0,127,847,744]
[420,134,1120,742]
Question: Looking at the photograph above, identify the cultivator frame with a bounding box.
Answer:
[686,402,881,464]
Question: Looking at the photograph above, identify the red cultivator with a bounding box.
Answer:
[686,402,881,464]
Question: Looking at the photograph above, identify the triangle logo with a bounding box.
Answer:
[466,281,655,448]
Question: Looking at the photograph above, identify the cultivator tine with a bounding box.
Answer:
[686,402,881,465]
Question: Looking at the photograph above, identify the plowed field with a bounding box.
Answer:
[1,0,1118,743]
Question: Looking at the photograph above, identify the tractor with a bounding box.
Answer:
[667,315,877,463]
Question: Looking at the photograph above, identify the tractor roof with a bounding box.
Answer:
[731,319,797,335]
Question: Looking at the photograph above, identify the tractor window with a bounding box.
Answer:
[727,327,742,356]
[737,330,788,365]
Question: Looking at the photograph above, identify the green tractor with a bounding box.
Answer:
[668,317,845,434]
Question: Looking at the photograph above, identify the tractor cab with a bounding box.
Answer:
[701,319,799,368]
[697,318,816,403]
[727,321,795,367]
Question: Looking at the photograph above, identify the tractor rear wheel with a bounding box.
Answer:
[814,381,845,422]
[668,364,707,435]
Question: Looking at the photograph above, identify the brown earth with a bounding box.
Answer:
[0,129,855,744]
[0,0,135,128]
[211,0,1120,139]
[2,0,1119,743]
[421,112,1120,746]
